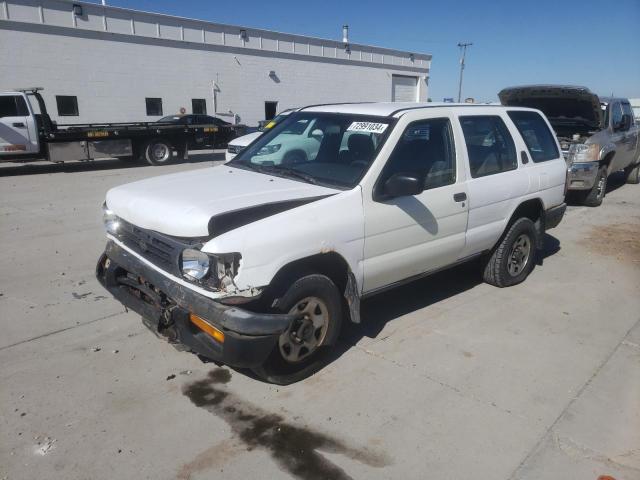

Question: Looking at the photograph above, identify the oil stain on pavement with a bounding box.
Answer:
[182,368,390,480]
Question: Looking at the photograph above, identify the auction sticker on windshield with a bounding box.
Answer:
[347,122,389,134]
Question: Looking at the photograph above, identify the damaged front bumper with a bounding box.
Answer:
[96,241,296,368]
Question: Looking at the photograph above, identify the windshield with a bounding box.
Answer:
[229,112,394,188]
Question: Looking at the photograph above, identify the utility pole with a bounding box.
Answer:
[457,42,472,103]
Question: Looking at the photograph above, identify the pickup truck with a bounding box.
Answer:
[499,86,640,206]
[96,102,567,384]
[0,88,240,165]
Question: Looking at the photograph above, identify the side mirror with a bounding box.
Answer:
[310,128,324,138]
[383,173,423,198]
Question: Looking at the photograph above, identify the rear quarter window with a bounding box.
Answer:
[507,110,559,162]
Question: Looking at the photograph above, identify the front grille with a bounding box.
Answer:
[115,219,191,276]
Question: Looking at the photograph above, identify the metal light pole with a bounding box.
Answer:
[457,42,472,103]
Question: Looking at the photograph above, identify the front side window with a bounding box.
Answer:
[621,103,634,125]
[610,102,623,128]
[508,110,559,162]
[146,98,163,116]
[229,112,393,188]
[56,95,79,116]
[460,115,517,178]
[378,118,456,191]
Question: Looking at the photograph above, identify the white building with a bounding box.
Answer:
[0,0,431,125]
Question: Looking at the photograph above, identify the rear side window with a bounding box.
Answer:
[508,110,559,162]
[380,117,456,190]
[460,115,517,178]
[0,95,28,117]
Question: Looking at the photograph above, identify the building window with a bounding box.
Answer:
[192,99,207,115]
[145,98,163,116]
[264,101,278,120]
[56,95,79,116]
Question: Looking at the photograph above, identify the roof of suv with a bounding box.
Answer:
[301,102,516,117]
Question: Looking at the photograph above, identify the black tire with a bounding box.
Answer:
[252,274,343,384]
[483,217,538,288]
[144,139,174,166]
[580,166,607,207]
[282,150,307,165]
[624,163,640,184]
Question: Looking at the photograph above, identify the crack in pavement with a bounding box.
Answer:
[356,345,525,420]
[0,310,125,351]
[507,317,640,480]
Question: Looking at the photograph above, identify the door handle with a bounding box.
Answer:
[12,122,26,128]
[453,192,467,202]
[520,150,529,164]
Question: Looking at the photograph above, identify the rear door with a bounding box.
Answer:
[0,93,38,156]
[457,113,529,257]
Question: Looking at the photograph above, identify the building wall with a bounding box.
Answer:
[0,0,430,126]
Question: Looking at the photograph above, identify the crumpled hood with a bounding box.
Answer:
[498,85,602,129]
[105,166,339,237]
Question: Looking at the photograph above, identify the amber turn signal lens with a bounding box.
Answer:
[189,313,225,343]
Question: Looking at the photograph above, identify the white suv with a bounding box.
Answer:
[97,102,567,384]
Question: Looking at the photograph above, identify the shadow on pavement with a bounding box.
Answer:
[0,150,225,177]
[336,232,561,360]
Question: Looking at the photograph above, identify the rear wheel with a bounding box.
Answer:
[483,217,538,288]
[624,163,640,184]
[252,274,342,384]
[144,139,174,166]
[580,166,607,207]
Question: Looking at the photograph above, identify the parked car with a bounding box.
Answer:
[225,108,299,161]
[97,102,567,384]
[499,85,640,206]
[157,114,244,149]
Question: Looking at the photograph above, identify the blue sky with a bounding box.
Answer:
[100,0,640,102]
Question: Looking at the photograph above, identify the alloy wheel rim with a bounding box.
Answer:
[278,296,329,363]
[507,233,531,277]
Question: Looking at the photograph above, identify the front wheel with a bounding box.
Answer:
[143,139,174,166]
[580,166,607,207]
[483,217,538,288]
[252,274,343,385]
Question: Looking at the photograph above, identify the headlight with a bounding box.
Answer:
[256,144,281,156]
[181,249,210,281]
[102,203,120,234]
[567,143,599,164]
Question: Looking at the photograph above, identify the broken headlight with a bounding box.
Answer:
[102,203,120,234]
[180,248,210,281]
[180,249,241,291]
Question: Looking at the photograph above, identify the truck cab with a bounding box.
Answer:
[0,90,42,158]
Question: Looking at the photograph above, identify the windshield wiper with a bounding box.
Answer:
[257,165,319,185]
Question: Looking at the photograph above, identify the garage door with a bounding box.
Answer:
[392,75,418,102]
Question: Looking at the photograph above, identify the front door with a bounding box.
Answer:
[0,94,37,156]
[363,117,469,293]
